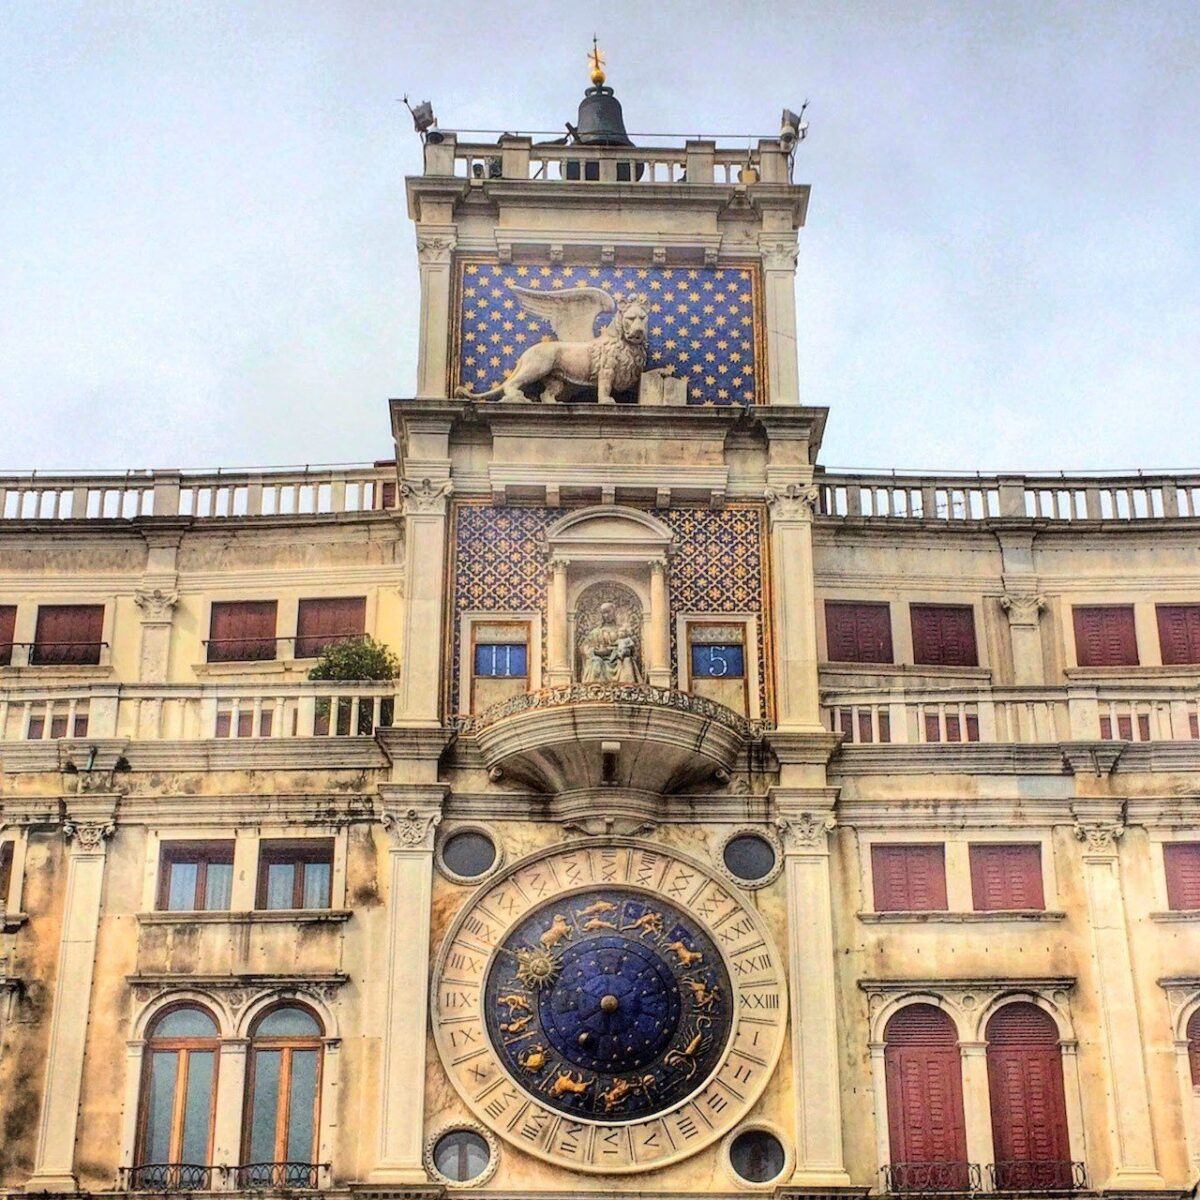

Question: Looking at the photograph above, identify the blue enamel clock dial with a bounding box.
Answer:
[484,888,733,1120]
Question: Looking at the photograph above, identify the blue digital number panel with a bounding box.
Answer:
[474,643,527,678]
[690,644,745,678]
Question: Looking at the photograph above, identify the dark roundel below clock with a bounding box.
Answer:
[483,888,733,1121]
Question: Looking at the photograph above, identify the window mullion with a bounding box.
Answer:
[276,1046,293,1162]
[170,1048,190,1164]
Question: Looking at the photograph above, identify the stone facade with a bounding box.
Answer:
[1,77,1198,1200]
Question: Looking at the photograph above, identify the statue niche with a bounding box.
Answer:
[574,582,645,684]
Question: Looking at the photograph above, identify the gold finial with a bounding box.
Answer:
[588,35,606,87]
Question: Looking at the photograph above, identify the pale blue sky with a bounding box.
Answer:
[1,1,1197,472]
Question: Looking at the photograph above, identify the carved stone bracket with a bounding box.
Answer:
[400,478,453,516]
[380,805,442,851]
[775,812,835,852]
[134,586,180,623]
[1061,742,1125,777]
[1000,593,1045,628]
[764,483,819,523]
[560,815,658,839]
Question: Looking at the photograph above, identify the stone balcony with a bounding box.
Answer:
[463,684,758,795]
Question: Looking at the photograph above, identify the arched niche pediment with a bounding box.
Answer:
[544,505,676,563]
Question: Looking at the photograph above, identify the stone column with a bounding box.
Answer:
[134,585,179,686]
[1000,593,1045,686]
[414,230,456,399]
[396,479,452,727]
[370,795,444,1182]
[766,486,823,731]
[648,559,670,687]
[776,805,851,1185]
[27,810,116,1192]
[211,1039,249,1167]
[1072,808,1163,1188]
[546,557,570,687]
[760,237,802,406]
[959,1042,997,1188]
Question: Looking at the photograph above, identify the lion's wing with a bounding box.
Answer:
[510,285,616,342]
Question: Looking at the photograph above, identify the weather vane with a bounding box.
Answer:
[588,35,606,87]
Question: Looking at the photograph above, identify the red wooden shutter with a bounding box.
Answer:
[208,601,278,663]
[825,601,893,664]
[873,844,948,912]
[969,844,1045,911]
[0,605,15,667]
[884,1005,969,1187]
[1072,605,1138,667]
[32,604,104,665]
[0,841,12,904]
[986,1003,1071,1189]
[1157,605,1200,666]
[1163,843,1200,910]
[911,605,979,667]
[295,597,366,658]
[1187,1009,1200,1087]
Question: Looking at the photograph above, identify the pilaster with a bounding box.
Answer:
[760,235,802,406]
[414,228,457,399]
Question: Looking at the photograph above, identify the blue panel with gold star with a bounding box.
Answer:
[452,258,765,405]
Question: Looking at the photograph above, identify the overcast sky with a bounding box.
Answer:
[1,1,1197,474]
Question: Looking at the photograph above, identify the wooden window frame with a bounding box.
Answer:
[241,1007,324,1166]
[824,600,894,665]
[135,1005,220,1169]
[1071,604,1139,668]
[157,842,235,912]
[206,600,279,664]
[1163,842,1200,911]
[871,843,949,913]
[255,840,335,911]
[910,603,979,668]
[969,843,1046,911]
[294,596,367,660]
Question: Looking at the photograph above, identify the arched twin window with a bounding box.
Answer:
[883,1000,1074,1192]
[135,1002,324,1189]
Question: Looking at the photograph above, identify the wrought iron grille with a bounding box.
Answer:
[122,1164,214,1191]
[233,1162,326,1190]
[989,1160,1088,1191]
[882,1162,982,1193]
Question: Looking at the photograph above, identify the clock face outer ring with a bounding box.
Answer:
[430,838,788,1174]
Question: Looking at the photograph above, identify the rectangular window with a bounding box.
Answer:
[1073,605,1138,667]
[969,843,1045,911]
[0,605,15,667]
[1157,604,1200,666]
[295,596,366,658]
[1164,843,1200,911]
[825,601,893,664]
[911,604,978,667]
[871,844,948,912]
[0,841,14,908]
[31,604,104,666]
[158,842,235,911]
[207,600,278,663]
[690,643,746,678]
[257,840,334,910]
[473,643,528,678]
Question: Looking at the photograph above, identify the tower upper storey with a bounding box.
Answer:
[404,59,810,408]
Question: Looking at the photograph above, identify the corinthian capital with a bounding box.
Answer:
[776,812,835,851]
[1074,820,1124,857]
[63,820,116,851]
[134,586,180,622]
[1000,593,1045,627]
[415,235,455,264]
[381,805,442,851]
[764,483,820,523]
[400,477,453,516]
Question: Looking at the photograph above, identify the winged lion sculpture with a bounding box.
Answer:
[455,285,648,404]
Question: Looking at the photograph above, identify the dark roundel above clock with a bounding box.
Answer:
[483,889,732,1121]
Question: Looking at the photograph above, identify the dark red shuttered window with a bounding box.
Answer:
[32,604,104,665]
[1157,604,1200,666]
[1072,605,1138,667]
[1163,843,1200,910]
[986,1004,1072,1191]
[295,597,366,658]
[883,1005,970,1191]
[969,844,1045,911]
[1187,1010,1200,1087]
[911,605,978,667]
[208,601,278,663]
[0,605,15,666]
[872,844,948,912]
[825,601,893,664]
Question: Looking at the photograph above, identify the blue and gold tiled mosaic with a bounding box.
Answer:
[448,504,771,718]
[452,259,765,406]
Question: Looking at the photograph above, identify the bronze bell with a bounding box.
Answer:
[574,84,635,148]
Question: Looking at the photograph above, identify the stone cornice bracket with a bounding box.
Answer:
[1000,593,1045,627]
[380,804,442,851]
[415,235,455,265]
[134,586,180,623]
[764,482,819,524]
[775,811,835,852]
[1061,741,1125,778]
[399,477,453,516]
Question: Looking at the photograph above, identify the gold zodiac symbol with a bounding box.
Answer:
[665,939,703,967]
[539,913,572,949]
[599,1077,632,1111]
[664,1016,712,1081]
[497,992,531,1013]
[501,1014,533,1035]
[579,899,617,917]
[685,979,721,1010]
[623,910,663,936]
[581,916,617,931]
[548,1070,592,1097]
[517,1044,548,1072]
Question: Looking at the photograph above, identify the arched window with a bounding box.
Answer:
[241,1005,324,1188]
[135,1006,220,1190]
[883,1004,971,1191]
[1188,1009,1200,1087]
[985,1003,1073,1190]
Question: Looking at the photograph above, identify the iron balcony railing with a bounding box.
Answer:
[121,1164,215,1191]
[881,1162,982,1193]
[989,1160,1088,1192]
[233,1162,327,1189]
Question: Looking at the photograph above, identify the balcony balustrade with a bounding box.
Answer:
[988,1160,1088,1192]
[881,1162,981,1193]
[119,1162,328,1193]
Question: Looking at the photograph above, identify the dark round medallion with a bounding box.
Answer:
[484,888,733,1121]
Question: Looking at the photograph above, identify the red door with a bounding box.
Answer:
[884,1004,970,1191]
[985,1003,1072,1190]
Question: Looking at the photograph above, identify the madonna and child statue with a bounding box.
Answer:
[575,587,646,685]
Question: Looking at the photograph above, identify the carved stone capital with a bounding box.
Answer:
[1074,820,1124,857]
[547,555,571,575]
[764,483,820,523]
[399,477,453,516]
[63,820,115,851]
[775,812,835,851]
[134,586,180,623]
[1000,593,1045,628]
[415,235,455,265]
[380,805,442,851]
[760,238,800,271]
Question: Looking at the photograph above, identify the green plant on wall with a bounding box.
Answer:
[307,636,399,733]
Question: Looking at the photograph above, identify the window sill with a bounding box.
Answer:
[191,659,311,678]
[0,664,113,680]
[139,908,351,926]
[859,910,1066,924]
[821,663,992,681]
[1150,910,1200,923]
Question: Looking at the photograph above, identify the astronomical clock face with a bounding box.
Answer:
[431,840,786,1173]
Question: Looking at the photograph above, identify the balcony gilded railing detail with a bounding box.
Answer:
[988,1160,1088,1192]
[881,1162,981,1193]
